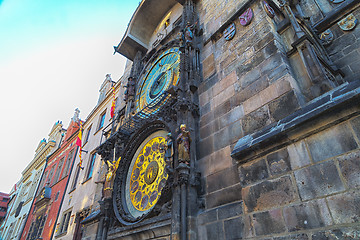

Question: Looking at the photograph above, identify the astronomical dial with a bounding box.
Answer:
[136,47,180,114]
[124,130,169,219]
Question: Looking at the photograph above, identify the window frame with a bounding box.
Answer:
[53,157,65,185]
[37,170,48,196]
[97,111,106,131]
[25,213,46,240]
[7,222,15,240]
[70,165,81,191]
[47,164,56,186]
[28,172,41,201]
[57,209,72,236]
[85,153,96,180]
[61,150,74,179]
[84,125,92,144]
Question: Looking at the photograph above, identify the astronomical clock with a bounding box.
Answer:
[97,1,201,237]
[112,47,181,225]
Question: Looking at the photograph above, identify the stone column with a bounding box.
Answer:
[125,50,144,118]
[171,1,202,239]
[98,198,112,240]
[177,163,190,240]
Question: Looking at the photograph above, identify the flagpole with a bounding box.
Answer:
[113,146,116,162]
[76,121,84,170]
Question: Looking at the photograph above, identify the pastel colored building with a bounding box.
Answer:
[0,184,18,239]
[0,193,10,226]
[1,122,64,240]
[20,110,81,240]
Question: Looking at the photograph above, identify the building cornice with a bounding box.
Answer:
[48,137,77,166]
[22,141,56,178]
[83,80,123,128]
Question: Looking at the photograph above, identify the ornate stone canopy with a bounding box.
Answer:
[114,0,181,60]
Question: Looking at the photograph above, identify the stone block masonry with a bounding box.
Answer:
[198,113,360,239]
[324,8,360,82]
[198,0,299,161]
[197,60,360,240]
[195,0,360,239]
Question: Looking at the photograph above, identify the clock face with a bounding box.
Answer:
[124,130,168,219]
[136,48,180,114]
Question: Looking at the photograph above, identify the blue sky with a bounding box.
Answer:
[0,0,140,192]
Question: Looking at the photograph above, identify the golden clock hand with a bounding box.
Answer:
[166,60,179,70]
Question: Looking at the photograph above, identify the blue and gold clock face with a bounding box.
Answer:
[136,48,180,113]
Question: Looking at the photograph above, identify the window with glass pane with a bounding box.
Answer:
[58,210,71,235]
[86,154,96,179]
[62,150,74,179]
[98,112,106,130]
[53,158,64,184]
[7,222,14,239]
[48,164,56,186]
[37,170,48,196]
[71,166,80,191]
[84,126,92,143]
[26,214,46,240]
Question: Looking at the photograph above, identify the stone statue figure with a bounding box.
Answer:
[103,160,116,199]
[123,77,136,102]
[165,133,173,162]
[176,124,191,164]
[164,133,174,173]
[182,22,196,48]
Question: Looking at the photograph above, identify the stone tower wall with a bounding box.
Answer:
[196,0,360,239]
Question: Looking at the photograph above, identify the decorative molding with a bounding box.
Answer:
[231,82,360,162]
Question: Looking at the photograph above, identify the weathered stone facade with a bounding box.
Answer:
[3,0,354,239]
[199,82,360,239]
[196,0,360,238]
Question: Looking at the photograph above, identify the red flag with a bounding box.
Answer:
[110,85,116,118]
[76,121,83,168]
[76,122,82,147]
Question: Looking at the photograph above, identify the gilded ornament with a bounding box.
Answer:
[128,136,168,212]
[338,14,358,31]
[319,29,334,46]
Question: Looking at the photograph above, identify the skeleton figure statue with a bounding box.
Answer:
[164,133,174,173]
[183,22,196,48]
[124,77,136,102]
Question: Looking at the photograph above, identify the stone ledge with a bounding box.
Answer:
[231,80,360,162]
[107,213,171,239]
